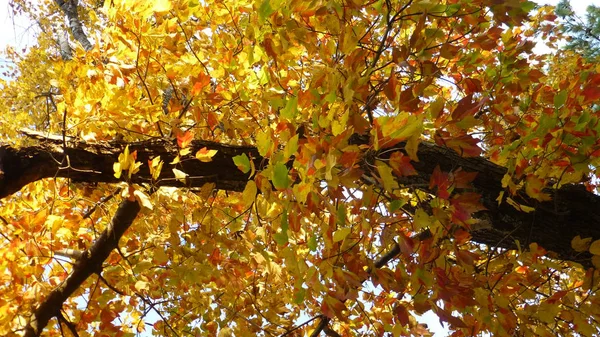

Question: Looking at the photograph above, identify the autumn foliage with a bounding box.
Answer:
[1,0,600,336]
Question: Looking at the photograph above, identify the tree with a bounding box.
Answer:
[556,0,600,61]
[1,0,600,336]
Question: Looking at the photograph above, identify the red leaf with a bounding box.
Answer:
[462,78,482,94]
[384,75,398,101]
[582,86,600,105]
[451,192,486,223]
[393,303,410,326]
[207,111,219,130]
[389,152,417,176]
[430,165,451,199]
[451,94,489,120]
[451,168,478,188]
[436,134,483,157]
[435,307,468,328]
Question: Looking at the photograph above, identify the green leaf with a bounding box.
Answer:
[413,208,430,230]
[284,134,299,159]
[256,130,272,157]
[274,212,289,245]
[333,227,351,242]
[389,199,405,213]
[554,90,568,108]
[308,235,318,251]
[272,162,291,190]
[281,95,298,121]
[258,0,274,24]
[233,153,251,174]
[293,288,306,304]
[336,204,346,226]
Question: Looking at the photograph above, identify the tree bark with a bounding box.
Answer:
[54,0,93,51]
[0,134,597,267]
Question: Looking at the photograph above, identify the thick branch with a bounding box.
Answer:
[23,199,140,337]
[54,0,93,51]
[1,135,599,266]
[0,137,262,198]
[54,22,73,60]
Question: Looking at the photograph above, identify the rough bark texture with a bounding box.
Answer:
[0,135,598,268]
[377,141,598,267]
[54,22,73,60]
[0,137,263,198]
[23,199,141,337]
[54,0,93,51]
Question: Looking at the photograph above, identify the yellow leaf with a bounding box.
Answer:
[536,302,561,324]
[218,327,233,337]
[196,147,218,162]
[198,183,216,199]
[119,146,131,170]
[55,227,73,240]
[525,175,551,202]
[571,235,592,253]
[113,162,122,178]
[135,280,148,291]
[45,215,63,233]
[179,147,191,157]
[333,227,351,242]
[242,180,257,208]
[413,208,430,230]
[376,161,398,193]
[153,248,169,265]
[149,156,163,181]
[172,168,188,183]
[284,134,299,159]
[589,239,600,255]
[129,160,142,178]
[506,197,535,213]
[405,135,420,161]
[133,189,153,210]
[152,0,172,12]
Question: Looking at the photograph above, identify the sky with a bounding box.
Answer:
[0,0,37,51]
[0,0,598,336]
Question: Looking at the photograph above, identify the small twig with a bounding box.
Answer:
[309,316,330,337]
[280,315,323,336]
[57,311,80,337]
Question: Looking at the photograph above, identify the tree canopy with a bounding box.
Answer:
[1,0,600,336]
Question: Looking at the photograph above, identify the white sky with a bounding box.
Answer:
[0,0,38,51]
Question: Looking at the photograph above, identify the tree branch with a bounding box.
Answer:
[54,0,93,51]
[1,133,599,268]
[23,199,141,337]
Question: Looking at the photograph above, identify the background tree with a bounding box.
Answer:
[556,0,600,61]
[1,0,600,337]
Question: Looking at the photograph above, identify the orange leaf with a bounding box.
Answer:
[177,130,194,148]
[388,152,416,176]
[525,175,551,202]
